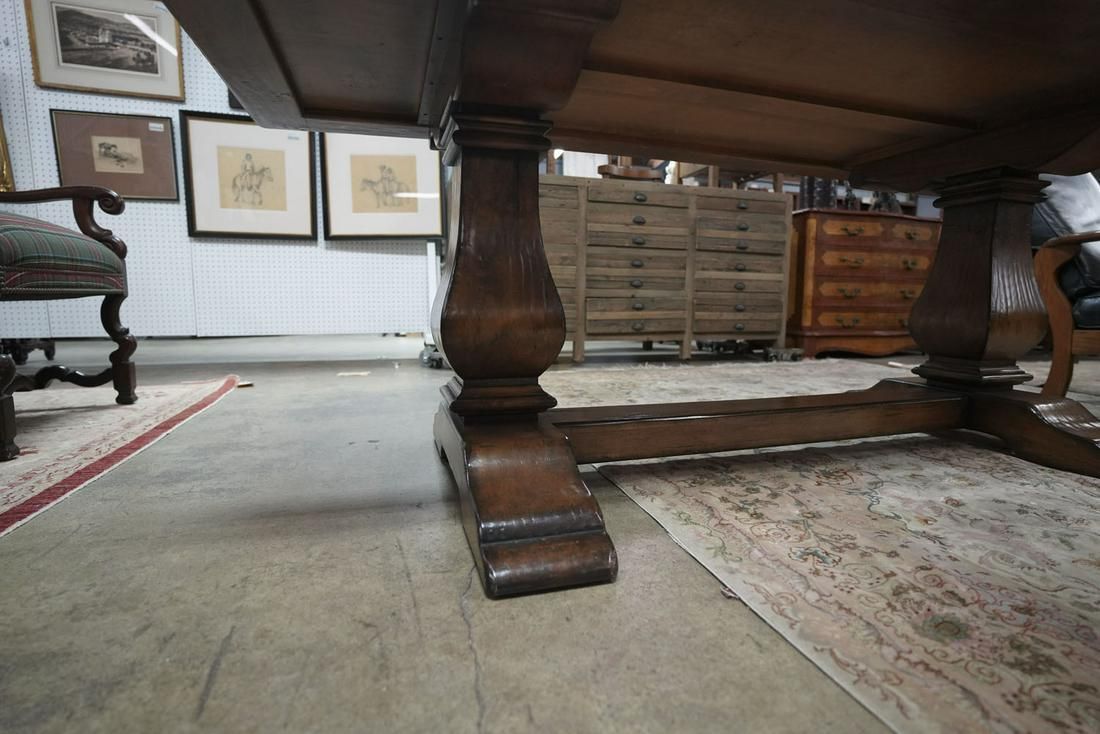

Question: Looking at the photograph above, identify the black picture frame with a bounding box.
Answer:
[179,110,317,240]
[319,132,445,241]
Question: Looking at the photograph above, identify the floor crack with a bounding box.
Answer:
[396,538,424,644]
[194,625,235,721]
[460,565,486,733]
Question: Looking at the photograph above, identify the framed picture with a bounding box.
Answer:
[25,0,184,100]
[50,109,178,200]
[179,111,316,239]
[0,111,13,192]
[321,132,443,239]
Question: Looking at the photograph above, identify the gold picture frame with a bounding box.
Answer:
[25,0,185,101]
[0,111,14,192]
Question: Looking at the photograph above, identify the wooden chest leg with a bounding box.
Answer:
[432,111,617,597]
[908,167,1100,474]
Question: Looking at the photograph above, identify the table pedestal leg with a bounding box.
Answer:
[431,112,617,596]
[909,167,1100,475]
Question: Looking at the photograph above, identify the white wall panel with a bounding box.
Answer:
[0,0,432,338]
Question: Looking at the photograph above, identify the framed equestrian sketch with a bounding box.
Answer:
[180,111,316,239]
[321,133,443,239]
[25,0,185,100]
[51,110,178,200]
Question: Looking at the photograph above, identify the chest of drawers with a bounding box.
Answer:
[539,175,791,362]
[786,209,941,357]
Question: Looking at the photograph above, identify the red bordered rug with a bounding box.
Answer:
[0,376,238,536]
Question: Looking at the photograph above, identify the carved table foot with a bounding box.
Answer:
[434,404,617,598]
[966,389,1100,477]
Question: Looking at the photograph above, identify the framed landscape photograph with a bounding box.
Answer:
[51,109,178,200]
[180,111,316,239]
[25,0,184,100]
[321,133,443,239]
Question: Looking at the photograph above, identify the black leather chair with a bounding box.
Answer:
[1035,233,1100,396]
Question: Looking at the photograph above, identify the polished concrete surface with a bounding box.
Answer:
[8,336,1082,732]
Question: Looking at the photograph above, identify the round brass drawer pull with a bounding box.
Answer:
[734,323,745,332]
[632,302,645,311]
[737,201,749,210]
[904,230,918,240]
[902,258,919,270]
[632,236,646,246]
[734,263,747,272]
[841,225,864,236]
[900,288,916,299]
[735,243,749,251]
[631,279,643,288]
[634,192,647,202]
[631,259,644,268]
[735,304,746,312]
[632,215,646,225]
[736,222,750,231]
[734,282,746,291]
[631,321,645,332]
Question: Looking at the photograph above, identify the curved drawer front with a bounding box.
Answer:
[818,249,932,276]
[888,221,938,245]
[816,281,924,306]
[817,310,913,330]
[819,218,884,239]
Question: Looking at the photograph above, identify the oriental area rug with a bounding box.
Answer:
[0,376,238,536]
[544,359,1100,734]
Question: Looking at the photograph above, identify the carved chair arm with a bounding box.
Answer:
[1034,230,1100,331]
[0,186,128,259]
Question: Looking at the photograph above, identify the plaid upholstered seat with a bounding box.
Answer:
[0,211,125,300]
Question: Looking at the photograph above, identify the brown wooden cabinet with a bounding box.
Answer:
[540,175,791,362]
[787,209,941,357]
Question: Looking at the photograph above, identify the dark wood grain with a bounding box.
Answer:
[0,355,17,460]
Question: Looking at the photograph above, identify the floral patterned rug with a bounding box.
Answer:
[545,359,1100,734]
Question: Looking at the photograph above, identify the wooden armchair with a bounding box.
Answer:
[1,186,137,460]
[1034,231,1100,397]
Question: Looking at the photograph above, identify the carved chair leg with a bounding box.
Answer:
[1,354,19,460]
[101,294,137,405]
[1041,331,1075,398]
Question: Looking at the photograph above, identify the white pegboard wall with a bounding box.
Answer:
[0,0,432,338]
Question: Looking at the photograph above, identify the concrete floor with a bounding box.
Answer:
[0,337,943,733]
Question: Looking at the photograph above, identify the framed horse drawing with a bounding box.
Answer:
[179,111,316,239]
[321,132,442,239]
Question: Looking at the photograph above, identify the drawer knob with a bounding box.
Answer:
[734,323,745,332]
[735,304,746,312]
[841,225,864,236]
[632,301,645,311]
[736,222,750,231]
[904,230,918,240]
[633,215,646,225]
[631,279,643,288]
[632,236,646,246]
[734,263,747,272]
[838,287,862,298]
[839,255,865,268]
[634,192,647,202]
[631,259,644,268]
[734,282,746,291]
[902,258,919,270]
[735,242,749,251]
[631,321,645,332]
[900,288,916,299]
[836,317,862,329]
[737,201,749,210]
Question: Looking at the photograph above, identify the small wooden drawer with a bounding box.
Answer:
[696,251,783,276]
[587,296,686,318]
[587,182,688,208]
[543,243,577,268]
[587,202,691,231]
[693,315,782,335]
[819,218,884,239]
[586,273,687,293]
[818,249,932,276]
[539,183,580,209]
[888,221,938,245]
[696,192,788,216]
[541,208,580,246]
[694,274,783,293]
[587,317,686,335]
[587,228,688,250]
[818,311,912,331]
[696,236,786,255]
[550,266,576,289]
[586,246,686,277]
[693,291,783,312]
[817,281,923,305]
[696,211,787,239]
